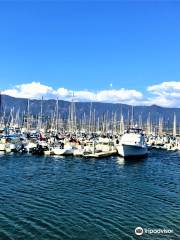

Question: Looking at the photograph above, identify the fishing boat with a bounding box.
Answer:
[116,128,148,158]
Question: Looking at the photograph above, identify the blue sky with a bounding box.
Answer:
[1,1,180,106]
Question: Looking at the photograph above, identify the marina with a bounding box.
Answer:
[0,111,179,158]
[0,126,180,157]
[1,1,180,239]
[0,97,179,240]
[0,94,180,158]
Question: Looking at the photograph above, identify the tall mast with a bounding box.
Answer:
[105,111,109,133]
[158,116,163,136]
[120,111,124,135]
[131,105,134,127]
[89,102,92,133]
[0,91,2,117]
[127,108,130,129]
[27,98,30,131]
[146,112,151,135]
[40,96,43,130]
[93,108,96,133]
[56,97,59,133]
[97,117,100,133]
[138,113,142,129]
[70,92,76,132]
[173,113,176,137]
[113,112,117,134]
[0,91,2,127]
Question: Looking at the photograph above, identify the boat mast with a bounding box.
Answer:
[173,113,176,137]
[93,108,96,133]
[146,112,151,135]
[0,91,2,127]
[120,111,124,135]
[27,99,30,131]
[56,97,59,133]
[130,105,134,128]
[88,102,92,134]
[113,111,117,134]
[138,113,142,130]
[158,116,163,136]
[40,96,43,130]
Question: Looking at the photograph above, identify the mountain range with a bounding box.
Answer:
[0,95,179,126]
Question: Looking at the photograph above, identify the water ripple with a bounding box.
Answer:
[0,151,179,239]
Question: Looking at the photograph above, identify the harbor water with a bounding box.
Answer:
[0,150,179,240]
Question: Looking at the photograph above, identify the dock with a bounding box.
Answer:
[84,150,117,158]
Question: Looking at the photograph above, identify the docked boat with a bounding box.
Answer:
[52,143,74,156]
[116,128,148,158]
[24,141,37,153]
[0,142,6,151]
[31,141,49,155]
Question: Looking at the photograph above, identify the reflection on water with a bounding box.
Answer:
[116,156,125,166]
[0,150,179,240]
[0,151,5,156]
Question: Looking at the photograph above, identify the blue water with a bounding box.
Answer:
[0,150,179,240]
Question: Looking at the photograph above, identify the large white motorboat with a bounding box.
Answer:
[116,128,148,158]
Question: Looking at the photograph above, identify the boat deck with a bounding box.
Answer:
[84,150,117,158]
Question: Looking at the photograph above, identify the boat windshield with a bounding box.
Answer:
[126,128,143,134]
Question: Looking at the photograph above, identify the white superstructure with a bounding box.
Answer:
[116,128,148,158]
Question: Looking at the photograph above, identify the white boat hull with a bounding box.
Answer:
[53,148,73,156]
[117,144,148,157]
[73,149,84,156]
[0,143,5,151]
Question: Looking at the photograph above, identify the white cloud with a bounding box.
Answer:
[56,87,72,98]
[73,90,96,102]
[2,80,180,107]
[55,88,143,104]
[147,81,180,107]
[2,82,53,99]
[143,96,175,107]
[148,81,180,94]
[96,89,143,104]
[2,81,143,104]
